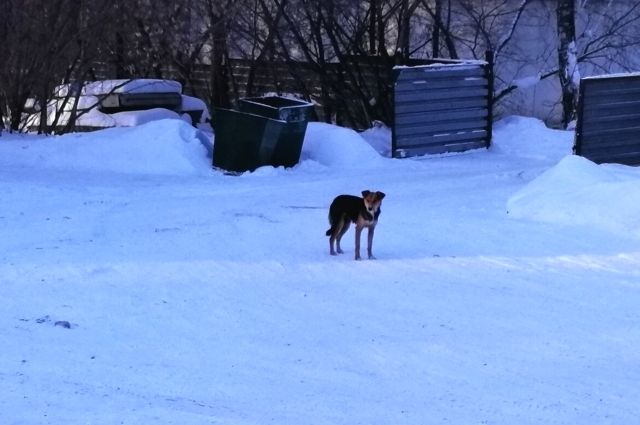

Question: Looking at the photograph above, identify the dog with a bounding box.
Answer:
[326,190,385,260]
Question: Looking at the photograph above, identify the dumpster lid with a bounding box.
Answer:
[213,107,286,123]
[240,96,312,109]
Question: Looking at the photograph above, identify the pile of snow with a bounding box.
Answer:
[492,115,572,161]
[497,116,640,239]
[360,121,393,157]
[0,119,211,176]
[508,154,640,238]
[3,119,391,177]
[301,122,387,169]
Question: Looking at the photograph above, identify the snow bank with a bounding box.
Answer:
[360,122,392,157]
[492,115,572,161]
[0,119,211,176]
[508,154,640,239]
[2,120,388,178]
[300,122,386,169]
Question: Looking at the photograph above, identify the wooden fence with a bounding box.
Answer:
[391,53,494,158]
[574,73,640,165]
[95,57,397,129]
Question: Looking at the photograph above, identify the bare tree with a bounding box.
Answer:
[576,0,640,72]
[557,0,579,127]
[422,0,459,59]
[0,0,115,133]
[4,0,640,132]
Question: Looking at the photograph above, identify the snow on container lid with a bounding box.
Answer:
[54,79,183,97]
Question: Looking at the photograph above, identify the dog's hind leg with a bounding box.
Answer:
[335,219,350,254]
[329,229,337,256]
[328,216,345,256]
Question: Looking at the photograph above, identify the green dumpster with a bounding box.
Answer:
[212,96,313,172]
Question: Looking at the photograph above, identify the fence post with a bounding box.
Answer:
[391,67,400,158]
[573,79,587,156]
[485,50,494,148]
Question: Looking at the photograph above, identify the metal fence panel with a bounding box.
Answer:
[574,74,640,165]
[392,58,493,158]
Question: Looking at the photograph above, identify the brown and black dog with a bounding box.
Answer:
[326,190,386,260]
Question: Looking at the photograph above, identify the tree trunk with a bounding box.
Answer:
[369,0,377,54]
[208,4,231,108]
[432,0,442,57]
[557,0,579,128]
[396,0,411,63]
[0,99,4,133]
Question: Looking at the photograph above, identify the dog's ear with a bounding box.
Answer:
[361,190,371,197]
[376,191,386,200]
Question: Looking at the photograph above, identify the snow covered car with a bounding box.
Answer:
[23,79,211,132]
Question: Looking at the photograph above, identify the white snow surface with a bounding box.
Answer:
[1,116,639,424]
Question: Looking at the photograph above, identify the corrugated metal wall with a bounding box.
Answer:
[392,59,493,158]
[574,74,640,165]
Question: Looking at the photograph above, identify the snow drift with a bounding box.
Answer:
[508,154,640,238]
[0,119,211,176]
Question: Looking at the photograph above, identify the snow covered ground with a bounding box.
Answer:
[1,116,639,424]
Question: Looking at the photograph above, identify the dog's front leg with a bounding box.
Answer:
[354,224,363,260]
[367,225,376,259]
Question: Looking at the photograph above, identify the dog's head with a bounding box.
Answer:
[361,190,385,215]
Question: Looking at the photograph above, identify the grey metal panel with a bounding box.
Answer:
[581,136,640,154]
[394,139,488,158]
[578,145,640,165]
[395,87,488,103]
[395,66,485,81]
[395,118,488,137]
[584,89,640,104]
[394,130,488,148]
[583,102,640,119]
[392,61,491,158]
[581,116,640,133]
[395,108,488,125]
[580,129,640,147]
[574,74,640,164]
[395,98,487,114]
[584,83,640,97]
[395,77,487,92]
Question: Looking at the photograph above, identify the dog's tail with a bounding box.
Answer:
[325,228,332,236]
